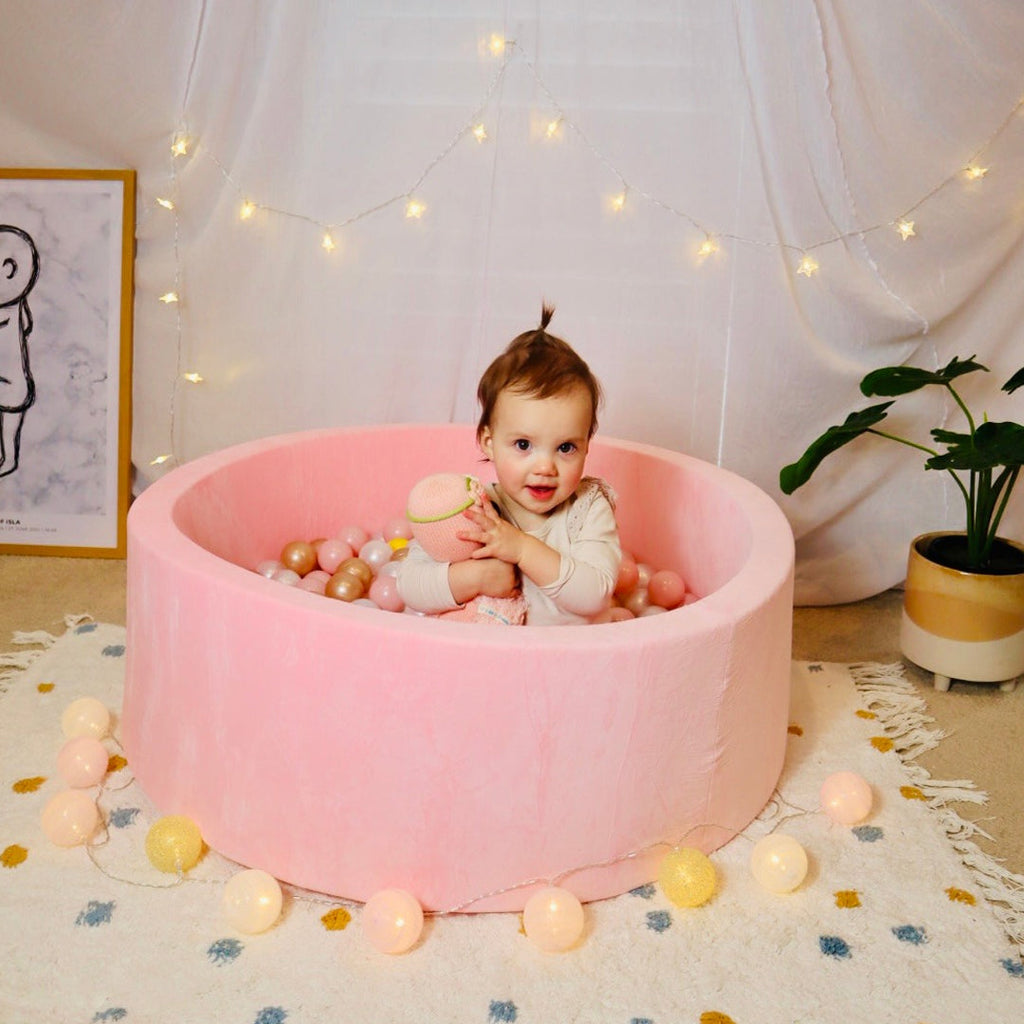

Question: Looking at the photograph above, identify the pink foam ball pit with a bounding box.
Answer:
[122,425,794,913]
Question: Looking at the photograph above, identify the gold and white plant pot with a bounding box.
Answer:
[900,531,1024,692]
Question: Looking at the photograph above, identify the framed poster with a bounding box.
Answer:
[0,168,134,557]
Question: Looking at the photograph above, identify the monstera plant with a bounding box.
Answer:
[781,355,1024,692]
[781,356,1024,573]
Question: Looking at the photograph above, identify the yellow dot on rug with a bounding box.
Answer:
[1,844,28,868]
[37,682,55,693]
[870,736,894,752]
[856,709,876,719]
[107,754,128,773]
[946,887,976,906]
[12,776,46,794]
[700,1012,736,1024]
[321,907,352,931]
[835,890,861,909]
[900,785,926,801]
[787,724,803,736]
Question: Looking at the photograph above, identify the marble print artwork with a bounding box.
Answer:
[0,176,126,547]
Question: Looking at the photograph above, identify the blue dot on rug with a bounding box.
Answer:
[891,925,927,945]
[76,900,115,927]
[1000,958,1024,977]
[108,807,141,829]
[488,1000,517,1022]
[851,825,884,842]
[207,938,244,964]
[253,1009,287,1024]
[819,935,851,959]
[629,883,656,899]
[646,910,672,933]
[102,644,126,657]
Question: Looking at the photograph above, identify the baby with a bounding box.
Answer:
[398,305,621,625]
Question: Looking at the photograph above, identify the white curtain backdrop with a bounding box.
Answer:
[2,0,1022,603]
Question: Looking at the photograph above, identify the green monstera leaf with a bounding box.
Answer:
[860,355,988,398]
[780,402,894,494]
[927,421,1024,472]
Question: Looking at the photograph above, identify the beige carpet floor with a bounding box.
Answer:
[2,554,1021,878]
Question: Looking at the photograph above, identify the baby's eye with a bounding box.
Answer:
[557,442,577,455]
[514,439,531,452]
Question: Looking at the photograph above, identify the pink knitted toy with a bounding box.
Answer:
[406,473,527,625]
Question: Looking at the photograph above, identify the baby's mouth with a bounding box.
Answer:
[527,485,556,501]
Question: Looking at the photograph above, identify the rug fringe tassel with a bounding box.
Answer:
[0,615,94,694]
[852,661,1024,950]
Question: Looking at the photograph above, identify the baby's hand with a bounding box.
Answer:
[460,501,525,566]
[448,557,518,603]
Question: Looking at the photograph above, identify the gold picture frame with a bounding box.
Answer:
[0,168,134,557]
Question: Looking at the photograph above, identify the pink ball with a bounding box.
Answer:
[362,889,424,954]
[296,571,329,595]
[369,574,405,613]
[359,538,394,573]
[614,554,639,597]
[317,538,354,574]
[57,736,109,788]
[338,525,370,551]
[382,516,413,542]
[820,771,873,825]
[41,790,100,846]
[648,570,686,610]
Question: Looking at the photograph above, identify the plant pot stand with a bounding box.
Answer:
[900,532,1024,693]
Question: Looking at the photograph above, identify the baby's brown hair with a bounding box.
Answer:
[477,305,603,441]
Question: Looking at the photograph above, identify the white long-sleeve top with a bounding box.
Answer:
[397,476,622,626]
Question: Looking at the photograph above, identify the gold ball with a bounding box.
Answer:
[337,557,373,589]
[325,571,364,602]
[657,847,716,907]
[146,815,204,873]
[280,540,317,577]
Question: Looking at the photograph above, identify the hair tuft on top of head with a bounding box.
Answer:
[539,303,555,331]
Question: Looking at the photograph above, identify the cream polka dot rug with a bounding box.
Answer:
[2,618,1022,1023]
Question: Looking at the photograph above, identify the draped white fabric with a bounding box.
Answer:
[2,1,1022,603]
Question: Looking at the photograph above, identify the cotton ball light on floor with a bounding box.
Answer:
[820,771,873,824]
[61,697,111,739]
[657,846,717,907]
[522,886,586,952]
[222,869,283,933]
[362,888,424,953]
[40,790,100,846]
[750,834,808,893]
[56,735,109,788]
[145,815,205,873]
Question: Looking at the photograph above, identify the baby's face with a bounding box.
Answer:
[479,386,592,527]
[0,227,39,307]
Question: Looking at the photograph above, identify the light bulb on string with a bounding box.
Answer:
[150,454,172,466]
[608,190,627,213]
[488,34,507,57]
[321,232,337,252]
[239,200,256,220]
[964,163,988,180]
[405,198,427,219]
[183,372,204,384]
[472,123,489,143]
[171,134,190,157]
[896,219,916,240]
[156,197,175,211]
[158,291,179,304]
[544,117,563,140]
[697,235,720,260]
[796,254,819,277]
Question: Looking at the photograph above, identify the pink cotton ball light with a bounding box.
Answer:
[61,697,110,740]
[522,886,586,952]
[362,888,424,954]
[820,771,873,825]
[57,736,109,788]
[41,790,100,847]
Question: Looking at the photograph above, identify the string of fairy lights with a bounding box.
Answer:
[146,32,1024,468]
